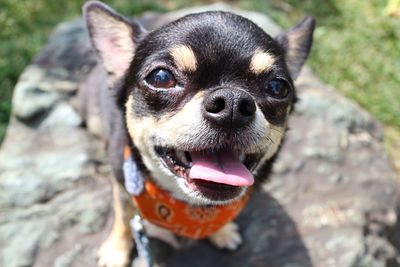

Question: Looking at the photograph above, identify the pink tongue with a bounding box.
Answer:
[189,149,254,186]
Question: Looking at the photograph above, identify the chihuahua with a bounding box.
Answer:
[82,1,315,267]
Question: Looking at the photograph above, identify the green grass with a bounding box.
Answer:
[1,0,399,147]
[0,0,168,143]
[241,0,400,172]
[240,0,400,129]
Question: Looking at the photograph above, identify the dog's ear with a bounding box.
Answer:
[275,16,316,80]
[83,1,146,83]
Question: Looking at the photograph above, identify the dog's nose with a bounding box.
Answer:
[203,88,256,130]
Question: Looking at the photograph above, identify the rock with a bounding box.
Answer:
[296,90,378,135]
[0,223,45,267]
[33,19,97,78]
[0,119,94,207]
[0,4,399,267]
[54,245,83,267]
[12,66,61,121]
[40,102,82,129]
[328,173,343,184]
[295,68,383,140]
[0,181,111,267]
[273,159,291,174]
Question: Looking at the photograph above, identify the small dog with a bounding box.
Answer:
[82,1,315,267]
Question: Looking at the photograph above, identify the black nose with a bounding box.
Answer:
[203,88,256,130]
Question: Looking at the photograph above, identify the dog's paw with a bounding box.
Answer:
[131,257,151,267]
[208,222,242,250]
[143,220,180,248]
[97,236,133,267]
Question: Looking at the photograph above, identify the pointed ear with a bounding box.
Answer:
[275,16,316,80]
[83,1,145,82]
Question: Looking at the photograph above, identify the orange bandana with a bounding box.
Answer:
[124,146,251,239]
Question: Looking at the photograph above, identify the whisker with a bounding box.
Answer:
[270,127,284,135]
[266,136,275,145]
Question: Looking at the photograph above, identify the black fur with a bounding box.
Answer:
[84,4,314,187]
[121,12,295,127]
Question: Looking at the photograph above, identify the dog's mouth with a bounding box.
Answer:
[154,146,260,200]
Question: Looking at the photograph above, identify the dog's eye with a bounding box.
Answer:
[145,69,177,89]
[265,79,290,99]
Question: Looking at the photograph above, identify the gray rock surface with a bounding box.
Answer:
[1,4,399,267]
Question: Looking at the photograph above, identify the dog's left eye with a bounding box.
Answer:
[265,79,290,99]
[145,69,177,89]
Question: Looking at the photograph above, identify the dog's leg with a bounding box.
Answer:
[208,222,243,250]
[98,181,134,267]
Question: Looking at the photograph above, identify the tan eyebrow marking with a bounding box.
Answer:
[249,49,275,74]
[169,45,198,72]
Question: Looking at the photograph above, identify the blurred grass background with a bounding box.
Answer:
[0,0,399,168]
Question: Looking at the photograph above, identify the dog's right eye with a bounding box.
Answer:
[265,79,290,99]
[145,69,177,89]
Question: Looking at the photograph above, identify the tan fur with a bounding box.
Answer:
[125,90,286,205]
[285,30,309,78]
[97,182,134,267]
[86,4,310,267]
[125,93,214,203]
[169,45,198,72]
[287,32,302,59]
[249,49,275,74]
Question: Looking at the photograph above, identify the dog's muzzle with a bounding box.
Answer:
[202,88,256,131]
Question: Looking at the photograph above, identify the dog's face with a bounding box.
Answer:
[85,1,315,205]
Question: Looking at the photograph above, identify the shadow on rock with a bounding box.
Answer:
[153,188,312,267]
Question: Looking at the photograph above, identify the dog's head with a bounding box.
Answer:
[84,1,315,205]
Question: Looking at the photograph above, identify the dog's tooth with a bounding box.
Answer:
[239,153,246,162]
